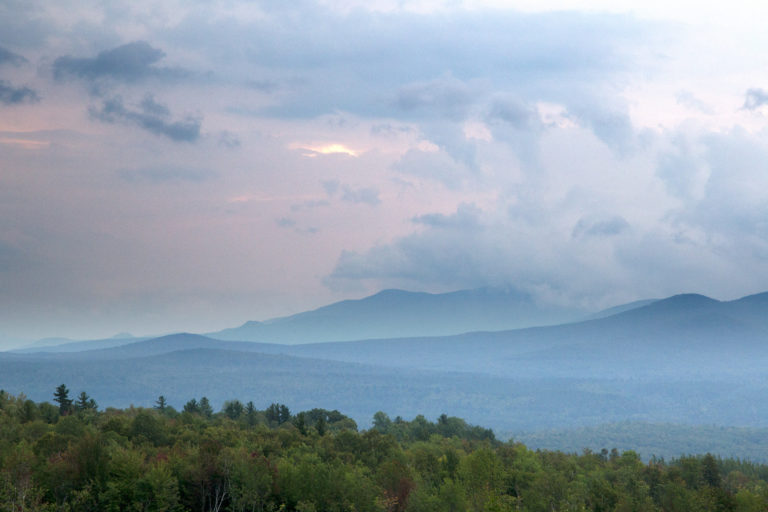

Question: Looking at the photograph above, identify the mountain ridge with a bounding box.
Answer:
[208,287,588,344]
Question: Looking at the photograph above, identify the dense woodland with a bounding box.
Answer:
[2,388,768,511]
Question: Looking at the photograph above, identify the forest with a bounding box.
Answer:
[2,387,768,512]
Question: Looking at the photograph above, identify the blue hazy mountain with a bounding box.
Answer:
[237,291,768,379]
[208,287,587,343]
[587,298,658,319]
[2,335,768,435]
[3,290,768,443]
[13,334,148,354]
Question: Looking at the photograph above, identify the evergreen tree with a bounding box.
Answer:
[183,398,199,414]
[223,400,244,420]
[199,396,213,418]
[75,391,97,412]
[294,412,307,435]
[53,384,73,415]
[702,453,722,488]
[279,404,291,424]
[155,395,167,412]
[266,403,281,425]
[245,401,257,426]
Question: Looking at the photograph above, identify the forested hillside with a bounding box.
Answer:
[2,389,768,511]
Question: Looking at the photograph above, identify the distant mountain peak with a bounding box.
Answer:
[653,293,719,307]
[208,286,585,344]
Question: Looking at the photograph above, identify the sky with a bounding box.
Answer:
[2,0,768,342]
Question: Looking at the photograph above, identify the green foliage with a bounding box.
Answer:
[3,390,768,511]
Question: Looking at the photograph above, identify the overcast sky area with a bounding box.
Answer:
[2,0,768,341]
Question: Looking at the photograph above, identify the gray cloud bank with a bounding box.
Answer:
[0,80,38,104]
[0,46,26,66]
[53,41,187,85]
[90,95,201,142]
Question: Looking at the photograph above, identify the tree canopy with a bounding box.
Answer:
[1,388,767,511]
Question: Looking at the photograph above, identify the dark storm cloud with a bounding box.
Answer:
[53,41,188,85]
[743,88,768,111]
[90,95,201,142]
[0,46,27,66]
[0,81,39,104]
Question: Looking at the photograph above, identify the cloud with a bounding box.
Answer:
[572,216,630,238]
[90,95,201,142]
[329,123,768,307]
[486,96,537,129]
[0,46,26,66]
[341,185,380,206]
[743,88,768,111]
[322,180,340,196]
[395,76,473,120]
[218,131,240,148]
[290,199,330,212]
[0,80,39,104]
[412,203,482,231]
[568,103,637,154]
[275,217,296,228]
[53,41,187,86]
[198,7,652,120]
[118,166,215,183]
[393,147,471,189]
[676,90,713,114]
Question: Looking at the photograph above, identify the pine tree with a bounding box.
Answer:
[279,404,291,425]
[155,395,167,412]
[75,391,96,412]
[53,384,73,415]
[245,401,257,426]
[199,397,213,418]
[294,412,307,435]
[266,403,280,425]
[183,398,199,414]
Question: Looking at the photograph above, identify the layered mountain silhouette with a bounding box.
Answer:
[208,287,587,343]
[2,289,768,439]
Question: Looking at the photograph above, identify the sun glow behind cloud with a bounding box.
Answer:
[292,143,359,157]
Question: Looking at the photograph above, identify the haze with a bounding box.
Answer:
[2,0,768,341]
